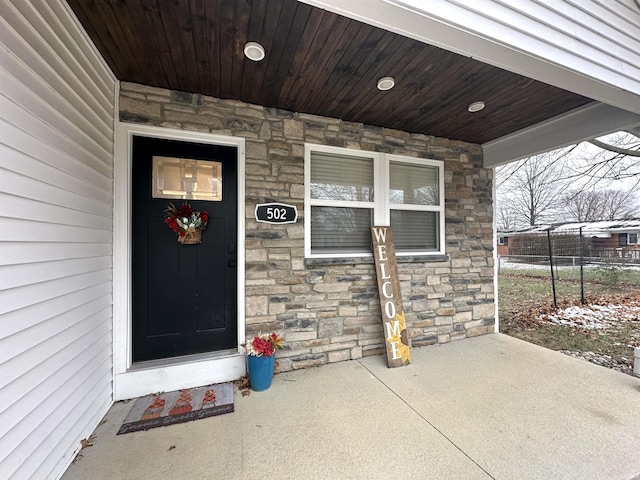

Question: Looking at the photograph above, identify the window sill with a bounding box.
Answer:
[305,254,449,267]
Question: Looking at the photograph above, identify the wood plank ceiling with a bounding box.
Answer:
[67,0,593,144]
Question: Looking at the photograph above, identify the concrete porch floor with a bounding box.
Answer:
[62,334,640,480]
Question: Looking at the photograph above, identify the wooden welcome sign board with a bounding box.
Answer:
[371,226,411,368]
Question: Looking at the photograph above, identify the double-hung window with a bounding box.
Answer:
[304,144,445,258]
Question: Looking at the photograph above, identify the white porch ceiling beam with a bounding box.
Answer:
[482,102,640,168]
[300,0,640,115]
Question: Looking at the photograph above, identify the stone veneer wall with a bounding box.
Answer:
[119,82,495,372]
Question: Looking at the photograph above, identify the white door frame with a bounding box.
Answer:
[113,122,246,401]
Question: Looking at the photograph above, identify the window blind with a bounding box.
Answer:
[310,152,374,201]
[390,210,438,250]
[389,161,438,205]
[306,145,444,257]
[311,206,373,252]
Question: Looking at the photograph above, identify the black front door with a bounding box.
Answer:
[132,136,237,362]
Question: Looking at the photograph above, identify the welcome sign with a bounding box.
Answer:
[371,226,411,368]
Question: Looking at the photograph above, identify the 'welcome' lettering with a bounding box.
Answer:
[385,319,401,339]
[372,228,387,243]
[371,226,411,368]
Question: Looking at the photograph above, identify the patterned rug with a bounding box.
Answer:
[117,382,234,434]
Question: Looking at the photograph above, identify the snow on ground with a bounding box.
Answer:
[499,259,549,270]
[539,304,640,330]
[499,259,640,272]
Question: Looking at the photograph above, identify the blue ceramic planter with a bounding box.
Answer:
[247,354,275,391]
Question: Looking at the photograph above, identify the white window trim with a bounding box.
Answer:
[304,144,445,258]
[386,154,445,257]
[628,232,639,244]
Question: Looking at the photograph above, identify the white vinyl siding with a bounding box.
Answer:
[440,0,640,98]
[0,1,116,480]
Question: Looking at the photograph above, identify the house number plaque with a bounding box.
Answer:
[254,203,298,224]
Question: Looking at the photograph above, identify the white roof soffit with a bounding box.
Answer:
[299,0,640,115]
[482,102,640,167]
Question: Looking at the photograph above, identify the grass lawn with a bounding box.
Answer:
[498,265,640,375]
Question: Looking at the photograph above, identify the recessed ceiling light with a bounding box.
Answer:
[467,101,485,112]
[377,76,395,91]
[244,42,265,61]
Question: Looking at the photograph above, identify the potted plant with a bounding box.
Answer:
[245,333,284,391]
[164,202,209,244]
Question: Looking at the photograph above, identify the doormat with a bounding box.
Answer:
[117,382,234,435]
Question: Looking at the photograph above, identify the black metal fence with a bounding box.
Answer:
[499,228,640,306]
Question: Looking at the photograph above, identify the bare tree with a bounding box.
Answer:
[496,204,519,231]
[496,151,570,227]
[598,189,639,220]
[496,129,640,227]
[562,130,640,190]
[563,189,603,221]
[588,127,640,159]
[563,189,638,221]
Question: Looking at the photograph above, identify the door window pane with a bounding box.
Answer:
[310,152,374,202]
[311,206,372,253]
[390,161,439,205]
[152,156,222,201]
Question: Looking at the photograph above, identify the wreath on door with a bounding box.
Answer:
[164,202,209,245]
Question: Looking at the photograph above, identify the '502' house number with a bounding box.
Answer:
[254,203,298,224]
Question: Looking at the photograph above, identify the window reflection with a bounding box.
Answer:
[311,206,372,252]
[389,162,439,205]
[152,157,222,201]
